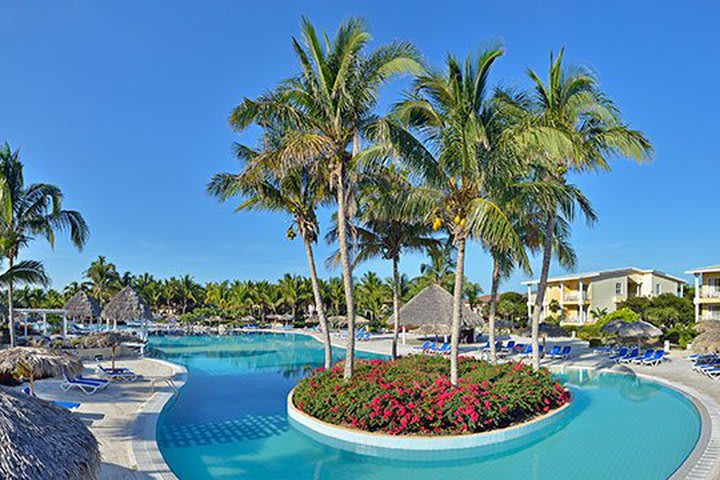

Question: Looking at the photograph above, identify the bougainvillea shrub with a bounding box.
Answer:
[293,355,570,436]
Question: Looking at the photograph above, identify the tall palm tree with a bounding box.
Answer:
[0,144,88,346]
[84,256,120,305]
[228,17,422,379]
[208,154,335,368]
[500,50,652,369]
[376,49,525,385]
[347,170,438,358]
[177,274,201,314]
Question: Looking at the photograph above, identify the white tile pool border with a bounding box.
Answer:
[129,358,187,480]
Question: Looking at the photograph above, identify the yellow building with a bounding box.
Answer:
[523,267,685,325]
[686,265,720,322]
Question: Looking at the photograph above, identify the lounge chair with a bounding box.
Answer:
[548,346,562,357]
[642,350,665,366]
[631,350,655,364]
[617,348,640,364]
[60,371,110,395]
[609,347,629,361]
[558,346,572,360]
[436,343,451,355]
[548,346,571,360]
[22,387,81,410]
[96,363,138,382]
[411,341,432,353]
[501,340,516,352]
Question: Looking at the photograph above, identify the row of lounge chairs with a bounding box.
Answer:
[411,341,451,355]
[607,347,666,366]
[689,354,720,378]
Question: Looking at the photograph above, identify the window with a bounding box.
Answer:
[655,283,662,295]
[615,282,623,295]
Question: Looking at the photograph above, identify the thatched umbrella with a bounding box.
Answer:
[63,291,102,325]
[519,322,569,338]
[0,347,83,395]
[101,286,152,333]
[601,320,662,339]
[82,332,138,370]
[0,387,101,479]
[691,321,720,353]
[389,284,484,336]
[328,315,371,329]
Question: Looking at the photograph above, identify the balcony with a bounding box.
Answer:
[699,286,720,299]
[701,314,720,321]
[562,292,590,303]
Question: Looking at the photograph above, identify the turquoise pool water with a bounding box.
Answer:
[151,333,700,479]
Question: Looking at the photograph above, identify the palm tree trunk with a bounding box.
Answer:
[303,237,333,369]
[531,211,556,370]
[7,256,15,348]
[488,256,501,364]
[391,254,401,360]
[336,161,356,380]
[450,235,467,386]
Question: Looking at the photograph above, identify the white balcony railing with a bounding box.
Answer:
[700,286,720,299]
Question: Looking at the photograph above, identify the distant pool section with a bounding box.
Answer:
[287,387,574,461]
[150,333,702,480]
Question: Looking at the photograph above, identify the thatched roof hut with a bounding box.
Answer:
[601,319,662,339]
[0,387,101,479]
[63,291,102,321]
[388,284,484,335]
[519,322,569,338]
[80,332,139,349]
[101,286,152,325]
[692,322,720,353]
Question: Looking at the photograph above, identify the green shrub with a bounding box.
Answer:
[293,356,570,436]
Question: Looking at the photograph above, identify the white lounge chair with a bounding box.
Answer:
[60,371,110,395]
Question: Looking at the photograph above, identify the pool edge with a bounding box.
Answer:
[129,357,188,480]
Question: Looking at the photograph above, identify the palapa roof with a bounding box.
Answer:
[0,347,83,379]
[692,321,720,353]
[328,314,371,326]
[81,332,140,349]
[600,320,662,339]
[389,284,484,332]
[0,387,101,480]
[519,322,569,338]
[101,286,152,323]
[63,291,102,320]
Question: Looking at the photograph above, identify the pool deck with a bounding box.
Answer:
[26,331,720,479]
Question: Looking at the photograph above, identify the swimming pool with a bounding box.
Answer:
[151,333,700,479]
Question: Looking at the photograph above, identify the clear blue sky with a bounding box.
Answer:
[1,0,717,292]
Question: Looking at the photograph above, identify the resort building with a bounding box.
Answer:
[522,267,685,325]
[686,265,720,322]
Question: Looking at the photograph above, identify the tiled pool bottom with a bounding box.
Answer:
[151,334,700,479]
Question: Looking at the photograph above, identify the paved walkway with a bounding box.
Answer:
[32,357,182,480]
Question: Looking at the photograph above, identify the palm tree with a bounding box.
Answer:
[277,274,311,321]
[63,281,92,297]
[500,50,652,369]
[0,144,88,346]
[347,170,438,358]
[228,17,422,379]
[177,274,201,314]
[355,272,389,328]
[208,151,335,369]
[84,256,120,305]
[376,49,525,385]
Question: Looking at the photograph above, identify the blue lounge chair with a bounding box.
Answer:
[609,347,629,361]
[548,346,561,357]
[502,340,516,352]
[96,362,138,382]
[516,345,533,356]
[617,348,640,364]
[631,350,655,364]
[558,346,572,360]
[433,343,451,355]
[61,371,110,395]
[642,350,665,366]
[22,387,81,410]
[411,341,432,353]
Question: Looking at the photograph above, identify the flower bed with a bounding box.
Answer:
[293,355,570,436]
